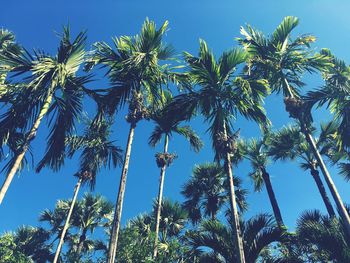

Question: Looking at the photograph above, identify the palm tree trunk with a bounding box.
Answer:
[261,168,284,227]
[153,134,169,259]
[283,79,350,235]
[303,129,350,237]
[107,123,135,263]
[0,92,53,204]
[53,177,82,263]
[223,123,246,263]
[76,228,87,257]
[310,167,335,217]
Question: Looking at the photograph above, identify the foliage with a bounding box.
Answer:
[182,162,247,224]
[3,15,350,263]
[184,214,287,262]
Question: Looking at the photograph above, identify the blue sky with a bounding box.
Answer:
[1,0,350,234]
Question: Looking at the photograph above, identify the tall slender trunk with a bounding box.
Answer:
[303,130,350,237]
[223,123,246,263]
[261,168,284,228]
[76,228,87,257]
[0,92,53,204]
[310,167,336,217]
[107,124,135,263]
[153,135,169,259]
[53,177,82,263]
[283,79,350,235]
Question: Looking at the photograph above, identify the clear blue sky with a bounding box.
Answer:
[1,0,350,232]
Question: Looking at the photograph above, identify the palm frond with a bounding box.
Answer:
[174,125,203,152]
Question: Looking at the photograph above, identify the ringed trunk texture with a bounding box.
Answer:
[310,167,336,217]
[0,93,53,204]
[261,168,284,228]
[153,135,169,259]
[107,124,135,263]
[53,177,82,263]
[304,130,350,237]
[223,124,246,263]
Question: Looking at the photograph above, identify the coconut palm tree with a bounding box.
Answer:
[181,162,247,224]
[238,16,350,235]
[185,214,287,262]
[170,39,269,262]
[85,19,175,262]
[268,123,337,217]
[149,95,203,258]
[40,193,113,262]
[0,26,91,204]
[243,137,285,228]
[51,118,122,263]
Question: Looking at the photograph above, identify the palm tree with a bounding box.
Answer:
[0,30,34,174]
[152,199,188,241]
[0,29,21,87]
[181,162,247,224]
[0,226,52,263]
[14,226,52,263]
[0,27,91,204]
[114,213,154,262]
[116,201,189,263]
[243,137,285,228]
[40,193,113,261]
[51,119,122,263]
[185,214,287,262]
[296,210,350,262]
[170,40,269,262]
[148,95,203,258]
[306,49,350,150]
[238,16,350,235]
[69,194,113,260]
[268,123,336,217]
[85,19,175,262]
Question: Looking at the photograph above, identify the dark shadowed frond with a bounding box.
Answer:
[305,50,350,150]
[268,125,302,161]
[296,210,350,262]
[242,214,287,262]
[152,199,188,238]
[148,94,203,152]
[36,76,91,172]
[184,213,286,262]
[182,163,247,224]
[67,118,123,189]
[174,126,203,152]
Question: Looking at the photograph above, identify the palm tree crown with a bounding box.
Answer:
[172,39,269,160]
[67,118,123,188]
[0,26,91,172]
[181,163,248,224]
[148,94,203,152]
[238,16,331,99]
